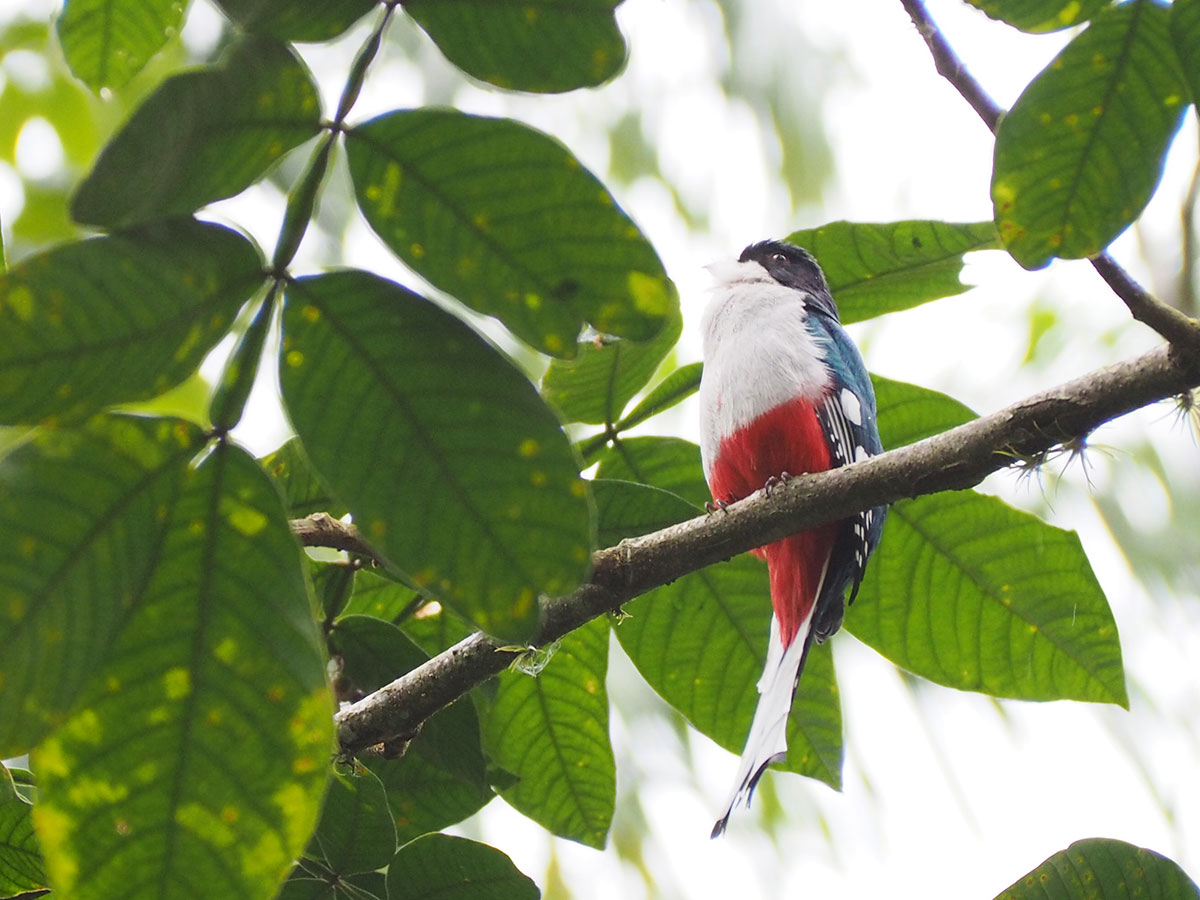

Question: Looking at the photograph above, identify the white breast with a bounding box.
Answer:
[698,260,831,479]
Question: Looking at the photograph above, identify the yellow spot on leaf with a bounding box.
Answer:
[164,667,192,700]
[222,497,268,535]
[518,438,540,458]
[1056,2,1081,24]
[409,242,425,259]
[19,536,36,558]
[524,292,543,310]
[570,480,587,498]
[6,285,34,321]
[214,636,238,663]
[369,519,386,538]
[525,6,538,23]
[221,807,238,824]
[286,350,304,367]
[1165,94,1181,107]
[531,470,548,487]
[302,304,320,322]
[627,271,673,316]
[514,588,535,618]
[268,685,285,702]
[544,334,564,353]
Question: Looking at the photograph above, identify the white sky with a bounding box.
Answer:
[3,0,1198,897]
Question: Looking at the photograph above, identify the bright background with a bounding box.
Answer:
[2,1,1198,897]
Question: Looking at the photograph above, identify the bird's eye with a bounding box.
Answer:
[770,252,787,264]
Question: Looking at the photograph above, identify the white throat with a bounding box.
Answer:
[698,260,831,478]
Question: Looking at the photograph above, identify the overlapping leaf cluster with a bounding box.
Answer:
[0,1,1192,899]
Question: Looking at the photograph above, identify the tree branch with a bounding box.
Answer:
[898,0,1200,351]
[325,342,1200,755]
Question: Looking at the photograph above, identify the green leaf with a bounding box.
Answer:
[847,492,1128,706]
[484,617,615,848]
[784,220,999,323]
[995,838,1200,900]
[964,0,1112,33]
[279,867,388,900]
[619,360,703,432]
[992,0,1189,269]
[1171,0,1200,104]
[279,271,594,642]
[593,478,700,546]
[329,614,488,790]
[339,568,419,622]
[594,436,710,508]
[30,433,333,900]
[56,0,184,92]
[0,219,261,425]
[0,416,201,753]
[600,479,842,788]
[871,375,976,450]
[0,763,46,896]
[305,769,396,877]
[345,109,677,357]
[214,0,377,42]
[367,751,493,846]
[72,36,322,228]
[543,310,682,425]
[261,437,348,519]
[387,834,540,900]
[404,0,626,93]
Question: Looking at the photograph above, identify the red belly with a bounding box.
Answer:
[707,396,837,646]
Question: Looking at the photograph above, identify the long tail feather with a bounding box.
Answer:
[711,613,814,837]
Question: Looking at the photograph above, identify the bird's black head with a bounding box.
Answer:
[739,240,840,321]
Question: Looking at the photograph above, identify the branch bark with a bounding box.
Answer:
[315,342,1200,755]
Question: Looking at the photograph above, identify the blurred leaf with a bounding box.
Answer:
[0,763,45,896]
[329,614,488,789]
[484,618,615,848]
[405,0,626,93]
[367,751,494,846]
[339,568,418,621]
[345,109,677,357]
[785,220,998,323]
[30,434,333,900]
[214,0,377,41]
[400,602,479,657]
[871,375,976,449]
[73,37,322,228]
[261,437,349,520]
[0,219,261,425]
[994,838,1199,899]
[387,834,540,900]
[56,0,184,92]
[543,310,682,425]
[0,416,200,753]
[280,271,594,642]
[619,360,703,432]
[594,436,709,508]
[598,480,842,787]
[992,0,1188,269]
[593,478,700,546]
[964,0,1111,32]
[1171,0,1200,103]
[279,867,388,900]
[305,769,396,877]
[848,492,1128,706]
[117,370,213,428]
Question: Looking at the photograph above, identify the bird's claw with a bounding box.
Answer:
[705,499,730,515]
[764,472,792,496]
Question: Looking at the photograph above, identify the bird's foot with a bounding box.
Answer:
[705,499,730,515]
[764,471,792,496]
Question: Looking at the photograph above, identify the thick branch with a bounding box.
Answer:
[899,0,1200,350]
[327,342,1200,755]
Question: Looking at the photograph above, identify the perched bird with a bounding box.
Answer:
[700,240,887,837]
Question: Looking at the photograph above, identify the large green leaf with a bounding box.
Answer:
[594,436,710,508]
[871,375,977,450]
[784,220,999,323]
[387,834,540,900]
[1171,0,1200,104]
[301,769,396,879]
[56,0,183,92]
[848,491,1127,706]
[992,0,1188,269]
[366,751,493,846]
[0,763,45,896]
[965,0,1112,32]
[279,271,594,642]
[995,839,1199,900]
[72,36,322,228]
[261,437,348,520]
[345,109,677,357]
[542,309,682,425]
[214,0,377,42]
[29,432,333,900]
[0,219,261,425]
[598,479,842,788]
[484,617,615,848]
[0,416,199,753]
[405,0,626,93]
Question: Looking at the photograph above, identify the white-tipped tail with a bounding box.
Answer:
[711,613,813,837]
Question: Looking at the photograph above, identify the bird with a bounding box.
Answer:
[700,239,887,837]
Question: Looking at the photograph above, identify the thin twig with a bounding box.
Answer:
[898,0,1200,350]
